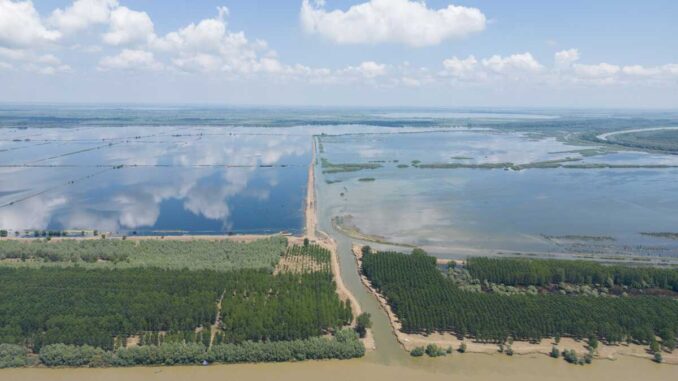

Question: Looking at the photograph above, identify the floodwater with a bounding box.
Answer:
[319,130,678,260]
[0,126,311,235]
[4,354,677,381]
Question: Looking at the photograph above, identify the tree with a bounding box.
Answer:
[303,238,309,247]
[550,346,560,358]
[355,313,372,338]
[410,347,424,357]
[458,343,467,353]
[588,336,598,350]
[411,248,427,256]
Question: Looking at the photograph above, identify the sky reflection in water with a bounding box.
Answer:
[0,127,311,234]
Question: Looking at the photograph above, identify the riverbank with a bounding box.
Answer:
[351,245,678,365]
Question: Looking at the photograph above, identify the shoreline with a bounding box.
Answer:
[350,244,678,365]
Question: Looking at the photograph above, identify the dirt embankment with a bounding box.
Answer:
[305,138,317,240]
[351,244,677,364]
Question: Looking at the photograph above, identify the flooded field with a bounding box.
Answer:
[0,126,312,235]
[318,128,678,261]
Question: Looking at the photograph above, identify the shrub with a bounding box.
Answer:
[0,344,30,368]
[653,352,663,363]
[425,344,446,357]
[550,346,560,358]
[39,344,106,367]
[458,343,467,353]
[410,347,425,357]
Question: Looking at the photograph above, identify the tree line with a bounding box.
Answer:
[361,250,678,347]
[466,257,678,291]
[30,329,363,368]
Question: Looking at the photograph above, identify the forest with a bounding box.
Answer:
[361,249,678,347]
[0,239,360,367]
[466,257,678,291]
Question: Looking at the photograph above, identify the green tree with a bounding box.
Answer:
[355,313,372,338]
[550,346,560,358]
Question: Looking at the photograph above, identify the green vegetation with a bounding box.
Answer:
[0,239,362,367]
[355,313,372,338]
[361,249,678,345]
[466,257,678,291]
[641,232,678,241]
[410,346,424,357]
[602,129,678,154]
[414,159,678,171]
[0,267,224,350]
[320,158,382,174]
[550,346,560,358]
[458,343,467,353]
[37,329,363,367]
[0,236,287,271]
[0,344,32,368]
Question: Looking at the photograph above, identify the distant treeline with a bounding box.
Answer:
[466,257,678,291]
[361,250,678,346]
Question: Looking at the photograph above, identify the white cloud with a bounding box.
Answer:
[300,0,486,47]
[622,65,661,77]
[0,47,69,75]
[98,49,162,71]
[353,61,386,78]
[49,0,118,34]
[554,48,579,68]
[573,62,620,78]
[442,55,478,78]
[0,0,61,48]
[482,53,543,73]
[103,6,155,46]
[149,6,289,75]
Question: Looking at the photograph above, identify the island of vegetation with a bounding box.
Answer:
[358,247,678,364]
[0,237,365,368]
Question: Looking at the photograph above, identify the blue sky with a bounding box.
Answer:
[1,0,677,107]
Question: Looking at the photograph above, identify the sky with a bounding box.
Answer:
[0,0,677,107]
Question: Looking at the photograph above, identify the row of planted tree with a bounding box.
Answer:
[361,248,678,355]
